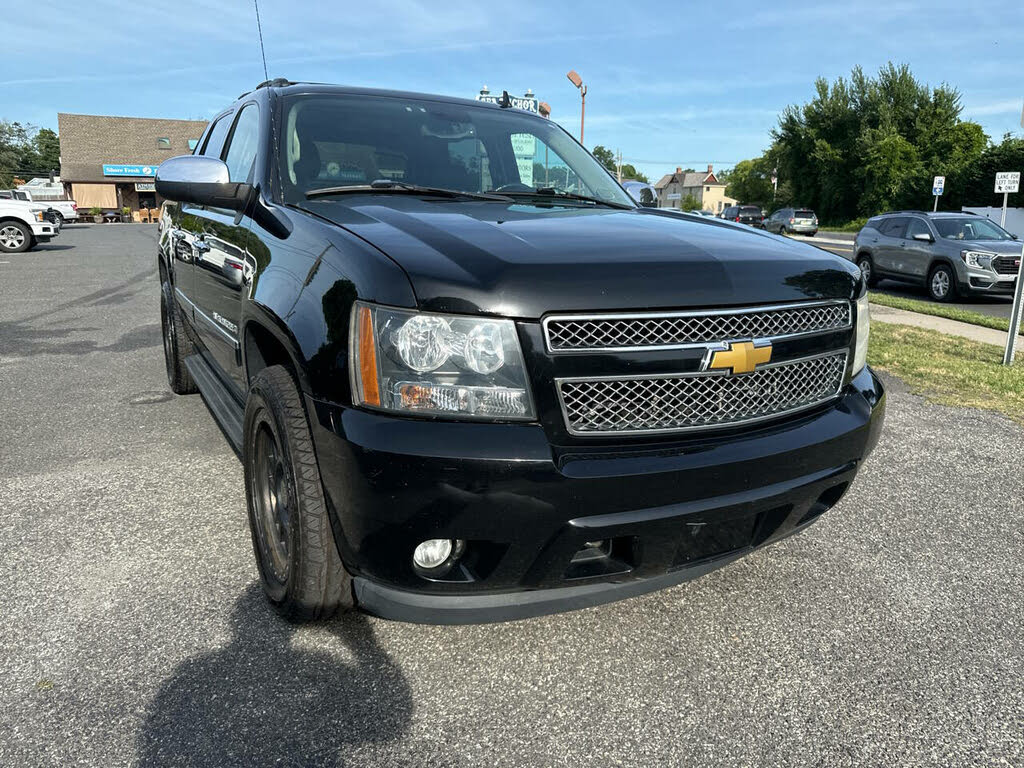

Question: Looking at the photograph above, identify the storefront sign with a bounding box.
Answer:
[134,182,155,192]
[103,164,159,177]
[476,92,539,113]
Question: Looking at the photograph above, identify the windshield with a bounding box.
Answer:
[794,209,815,218]
[278,94,633,207]
[933,217,1013,241]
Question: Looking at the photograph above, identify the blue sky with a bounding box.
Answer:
[4,0,1023,182]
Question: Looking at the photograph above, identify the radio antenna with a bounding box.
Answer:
[254,0,269,81]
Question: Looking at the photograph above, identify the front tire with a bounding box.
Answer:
[160,277,198,394]
[243,365,352,621]
[856,254,879,288]
[927,263,956,303]
[0,221,31,253]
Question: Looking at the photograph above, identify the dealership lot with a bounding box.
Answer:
[1,225,1022,766]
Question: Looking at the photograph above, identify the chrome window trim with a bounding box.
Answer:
[555,350,848,437]
[542,299,852,354]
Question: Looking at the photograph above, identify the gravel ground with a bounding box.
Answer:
[1,224,1021,767]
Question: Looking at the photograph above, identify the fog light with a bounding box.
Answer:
[413,539,454,570]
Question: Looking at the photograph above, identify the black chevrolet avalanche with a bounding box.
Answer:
[155,80,885,624]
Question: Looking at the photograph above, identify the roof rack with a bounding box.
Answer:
[879,210,929,216]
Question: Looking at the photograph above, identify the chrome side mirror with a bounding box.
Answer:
[912,232,933,242]
[155,155,250,211]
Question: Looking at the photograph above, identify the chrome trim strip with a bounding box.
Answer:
[175,287,239,348]
[554,350,848,437]
[542,299,852,354]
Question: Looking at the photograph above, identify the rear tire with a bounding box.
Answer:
[927,263,956,303]
[160,277,198,394]
[0,221,31,253]
[243,365,352,622]
[856,254,879,288]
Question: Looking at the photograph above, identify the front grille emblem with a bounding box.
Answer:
[703,340,773,375]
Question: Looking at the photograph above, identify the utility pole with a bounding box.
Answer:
[616,149,622,182]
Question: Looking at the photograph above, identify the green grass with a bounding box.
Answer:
[869,321,1024,424]
[868,291,1022,335]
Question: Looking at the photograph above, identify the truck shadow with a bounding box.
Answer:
[135,586,413,767]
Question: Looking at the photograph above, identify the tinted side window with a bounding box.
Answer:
[906,218,932,240]
[223,104,260,183]
[879,217,908,238]
[202,114,233,159]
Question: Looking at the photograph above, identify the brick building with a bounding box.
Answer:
[57,113,208,212]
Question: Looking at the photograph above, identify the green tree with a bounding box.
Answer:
[33,128,60,173]
[0,121,61,186]
[591,146,649,183]
[724,157,775,207]
[679,193,700,211]
[591,145,616,173]
[953,133,1024,209]
[619,163,649,183]
[769,62,988,223]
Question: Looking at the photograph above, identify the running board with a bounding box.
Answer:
[184,354,244,456]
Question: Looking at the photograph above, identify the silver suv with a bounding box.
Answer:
[852,211,1021,302]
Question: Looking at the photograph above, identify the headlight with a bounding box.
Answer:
[32,210,45,222]
[961,250,994,270]
[350,302,535,420]
[852,291,869,375]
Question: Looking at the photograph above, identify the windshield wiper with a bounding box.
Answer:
[494,187,634,210]
[306,180,513,202]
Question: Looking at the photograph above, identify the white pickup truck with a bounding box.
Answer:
[0,199,60,253]
[0,188,79,225]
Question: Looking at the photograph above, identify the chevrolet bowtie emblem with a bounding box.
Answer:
[706,340,773,375]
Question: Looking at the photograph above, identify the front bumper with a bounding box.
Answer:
[30,220,58,239]
[964,274,1017,295]
[308,366,886,624]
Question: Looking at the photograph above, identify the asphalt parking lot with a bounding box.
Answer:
[2,224,1022,767]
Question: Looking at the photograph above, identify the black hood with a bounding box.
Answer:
[302,197,861,318]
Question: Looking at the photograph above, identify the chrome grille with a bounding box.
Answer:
[557,352,847,435]
[993,255,1021,275]
[544,301,851,352]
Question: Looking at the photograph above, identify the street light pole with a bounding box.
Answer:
[566,70,586,144]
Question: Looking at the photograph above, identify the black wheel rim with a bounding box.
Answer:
[252,421,292,583]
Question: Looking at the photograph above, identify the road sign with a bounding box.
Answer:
[932,176,945,195]
[995,171,1020,194]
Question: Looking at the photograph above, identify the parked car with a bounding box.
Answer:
[721,204,764,227]
[620,180,659,207]
[765,208,818,236]
[852,211,1021,302]
[0,198,60,252]
[155,80,884,624]
[0,188,78,225]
